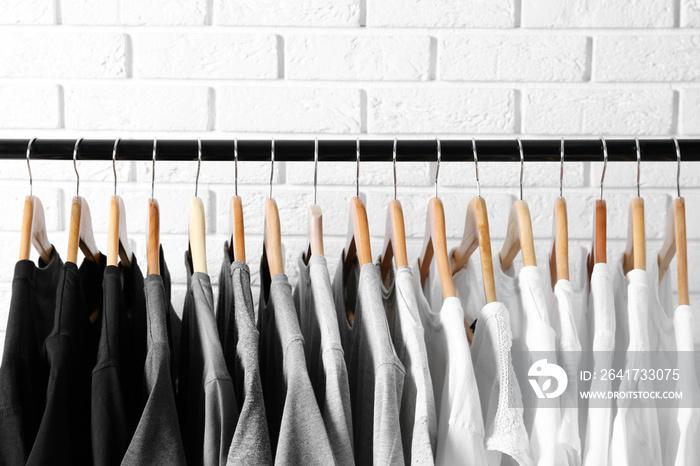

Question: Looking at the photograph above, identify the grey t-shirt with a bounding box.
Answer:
[332,255,406,466]
[293,253,354,466]
[379,262,437,465]
[122,252,186,466]
[258,255,335,465]
[178,252,237,466]
[217,245,273,465]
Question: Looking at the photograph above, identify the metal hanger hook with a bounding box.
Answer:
[234,139,239,197]
[356,138,360,198]
[26,138,36,197]
[635,138,641,198]
[517,138,524,201]
[112,138,120,196]
[195,139,202,198]
[600,138,608,201]
[313,138,319,205]
[73,138,83,197]
[151,139,157,200]
[472,138,480,198]
[559,138,565,198]
[673,138,681,198]
[269,138,275,199]
[435,138,441,198]
[393,139,398,201]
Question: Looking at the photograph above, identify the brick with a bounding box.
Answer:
[0,32,125,78]
[132,33,278,79]
[0,186,63,233]
[213,0,360,26]
[61,0,207,25]
[522,89,674,135]
[0,158,132,183]
[440,35,589,82]
[367,0,514,28]
[590,160,700,190]
[286,160,432,187]
[680,89,700,134]
[217,87,361,133]
[286,35,431,81]
[65,85,211,131]
[0,85,60,129]
[596,35,700,82]
[136,160,282,185]
[0,0,54,24]
[369,88,515,134]
[438,160,586,188]
[522,0,674,28]
[682,0,700,26]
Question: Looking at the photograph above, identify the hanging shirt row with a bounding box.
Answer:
[1,150,697,466]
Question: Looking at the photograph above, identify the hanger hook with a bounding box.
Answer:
[314,138,319,205]
[26,138,36,197]
[356,138,361,198]
[472,138,480,198]
[112,138,120,196]
[195,139,202,198]
[435,138,441,198]
[270,138,275,199]
[517,138,524,201]
[151,139,157,199]
[234,139,239,197]
[600,138,608,201]
[559,138,565,198]
[73,138,82,197]
[673,138,681,198]
[635,138,641,198]
[393,139,398,201]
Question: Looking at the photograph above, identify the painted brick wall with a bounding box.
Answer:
[1,1,700,352]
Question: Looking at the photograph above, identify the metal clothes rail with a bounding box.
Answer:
[0,138,698,162]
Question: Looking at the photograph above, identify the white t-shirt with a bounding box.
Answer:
[672,304,700,466]
[413,259,488,466]
[581,262,616,466]
[453,258,534,466]
[494,261,567,466]
[610,263,662,466]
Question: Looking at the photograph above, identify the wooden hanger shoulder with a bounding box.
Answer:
[587,199,607,282]
[264,198,284,278]
[499,199,536,271]
[231,195,246,263]
[549,197,569,288]
[306,204,324,261]
[20,195,52,264]
[418,197,456,299]
[189,196,207,274]
[623,197,645,274]
[343,196,372,269]
[147,198,160,275]
[67,196,100,265]
[658,197,688,305]
[380,199,408,283]
[107,195,133,267]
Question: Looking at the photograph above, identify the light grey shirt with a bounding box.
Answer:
[294,253,354,466]
[258,257,335,466]
[379,262,437,465]
[332,255,406,466]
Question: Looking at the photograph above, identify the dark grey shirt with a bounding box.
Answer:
[332,256,406,466]
[217,245,273,466]
[122,252,186,466]
[258,255,335,465]
[294,253,354,466]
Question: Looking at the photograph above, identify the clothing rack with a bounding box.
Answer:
[0,138,698,162]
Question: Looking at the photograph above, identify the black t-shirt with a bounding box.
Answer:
[0,248,62,464]
[91,258,146,466]
[26,261,97,466]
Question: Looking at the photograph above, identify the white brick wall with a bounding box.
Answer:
[1,1,700,350]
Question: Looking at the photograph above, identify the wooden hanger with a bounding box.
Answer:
[450,140,496,303]
[147,140,160,275]
[264,140,284,278]
[622,140,645,274]
[380,140,408,283]
[418,140,456,299]
[499,140,537,271]
[342,140,373,281]
[587,139,607,281]
[67,139,101,265]
[229,140,246,263]
[107,140,133,268]
[189,140,207,274]
[19,139,52,263]
[658,139,689,306]
[305,139,324,263]
[549,140,569,288]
